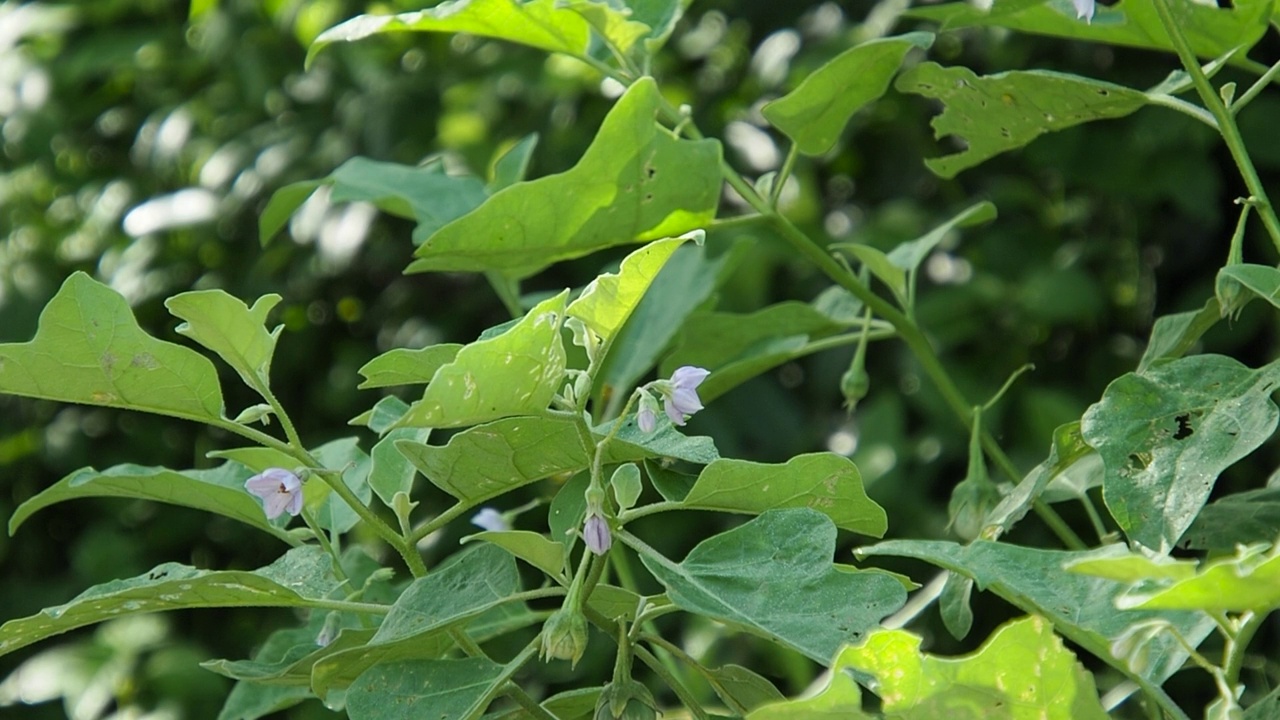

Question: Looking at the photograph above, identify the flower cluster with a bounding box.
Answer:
[636,365,710,433]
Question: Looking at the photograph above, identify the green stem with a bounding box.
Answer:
[503,683,558,720]
[641,633,747,716]
[256,383,306,455]
[634,644,708,720]
[485,271,524,319]
[297,597,390,616]
[449,627,490,659]
[1150,0,1280,251]
[408,501,471,545]
[1079,493,1110,544]
[1232,58,1280,114]
[769,143,800,207]
[314,468,427,577]
[1224,611,1264,688]
[300,508,350,584]
[477,639,541,712]
[1143,93,1218,129]
[617,500,683,524]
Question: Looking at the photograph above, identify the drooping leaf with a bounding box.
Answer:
[682,453,887,536]
[397,415,590,504]
[856,539,1215,684]
[1081,354,1280,552]
[204,628,376,685]
[0,272,224,424]
[357,344,462,389]
[567,232,698,345]
[0,546,336,658]
[1181,487,1280,550]
[165,290,282,392]
[1137,298,1221,372]
[979,421,1092,539]
[637,509,906,664]
[394,293,568,429]
[897,62,1149,178]
[260,157,488,245]
[8,462,295,543]
[345,657,506,720]
[407,78,721,278]
[763,32,934,155]
[907,0,1273,60]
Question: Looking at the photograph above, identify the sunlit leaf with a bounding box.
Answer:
[567,232,698,345]
[856,539,1215,684]
[763,32,934,155]
[1110,544,1280,613]
[897,63,1149,178]
[165,289,282,392]
[682,453,887,536]
[463,530,567,583]
[8,462,294,544]
[489,133,539,192]
[0,546,336,658]
[394,293,568,429]
[1082,354,1280,552]
[397,415,590,504]
[357,344,462,389]
[407,78,721,277]
[0,272,224,423]
[638,509,906,664]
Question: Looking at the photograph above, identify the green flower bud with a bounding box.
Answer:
[840,364,870,411]
[594,679,659,720]
[540,607,588,667]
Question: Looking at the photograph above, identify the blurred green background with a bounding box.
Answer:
[2,1,1279,717]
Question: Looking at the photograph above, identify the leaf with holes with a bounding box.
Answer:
[0,272,224,424]
[637,509,906,664]
[357,344,462,389]
[682,453,886,536]
[896,63,1149,178]
[1081,354,1280,552]
[763,32,934,156]
[406,78,721,278]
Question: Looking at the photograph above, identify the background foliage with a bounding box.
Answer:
[2,0,1279,718]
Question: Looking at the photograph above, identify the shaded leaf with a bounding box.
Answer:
[1081,354,1280,552]
[763,32,934,155]
[897,62,1149,178]
[638,509,906,664]
[0,272,224,423]
[1138,298,1221,372]
[682,453,887,536]
[1181,487,1280,550]
[345,657,505,720]
[703,664,785,714]
[407,78,721,277]
[369,427,429,508]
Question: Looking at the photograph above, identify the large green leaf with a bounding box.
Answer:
[855,540,1215,684]
[406,78,721,277]
[595,415,720,465]
[8,462,294,543]
[308,0,652,67]
[682,453,887,536]
[897,63,1149,178]
[567,232,697,345]
[0,546,336,658]
[165,289,282,393]
[0,272,224,423]
[662,301,848,374]
[1084,543,1280,613]
[637,509,906,664]
[462,530,567,584]
[908,0,1273,59]
[752,615,1107,719]
[356,344,462,389]
[345,657,506,720]
[394,293,568,429]
[397,415,591,504]
[260,157,488,246]
[763,32,934,156]
[1081,354,1280,552]
[1181,487,1280,550]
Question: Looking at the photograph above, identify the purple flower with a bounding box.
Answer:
[1072,0,1094,22]
[471,507,510,532]
[662,366,709,426]
[583,512,612,556]
[636,391,659,434]
[245,468,303,520]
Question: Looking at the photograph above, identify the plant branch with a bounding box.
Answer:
[313,468,427,577]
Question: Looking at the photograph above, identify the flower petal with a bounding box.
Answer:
[471,508,510,532]
[637,405,657,433]
[663,397,686,425]
[583,513,612,555]
[670,366,710,391]
[1072,0,1094,21]
[668,386,703,416]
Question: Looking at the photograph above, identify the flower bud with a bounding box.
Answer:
[540,607,589,667]
[584,512,612,556]
[595,679,659,720]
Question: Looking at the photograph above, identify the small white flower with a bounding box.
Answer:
[244,468,303,520]
[1072,0,1095,22]
[470,507,510,532]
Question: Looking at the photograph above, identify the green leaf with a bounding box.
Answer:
[567,232,698,345]
[981,422,1099,539]
[397,415,590,504]
[345,657,506,720]
[205,628,376,685]
[602,240,739,396]
[703,664,785,714]
[357,344,462,389]
[165,290,282,392]
[0,546,336,658]
[887,201,997,273]
[489,133,539,192]
[1137,298,1221,372]
[351,395,411,434]
[611,463,643,510]
[1082,354,1280,551]
[462,530,567,583]
[8,462,294,543]
[1218,263,1280,309]
[549,472,590,556]
[1114,543,1280,613]
[407,78,722,277]
[856,539,1215,684]
[0,272,224,423]
[682,453,887,536]
[369,427,428,508]
[897,63,1149,179]
[837,244,906,301]
[487,687,603,720]
[939,573,975,641]
[1181,487,1280,550]
[260,157,488,245]
[310,438,375,534]
[747,661,869,719]
[311,545,521,697]
[908,0,1273,59]
[217,680,313,720]
[395,293,568,428]
[840,615,1107,719]
[637,508,906,664]
[310,0,634,66]
[596,415,720,466]
[763,32,934,156]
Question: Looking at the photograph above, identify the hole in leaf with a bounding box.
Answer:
[1173,413,1193,440]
